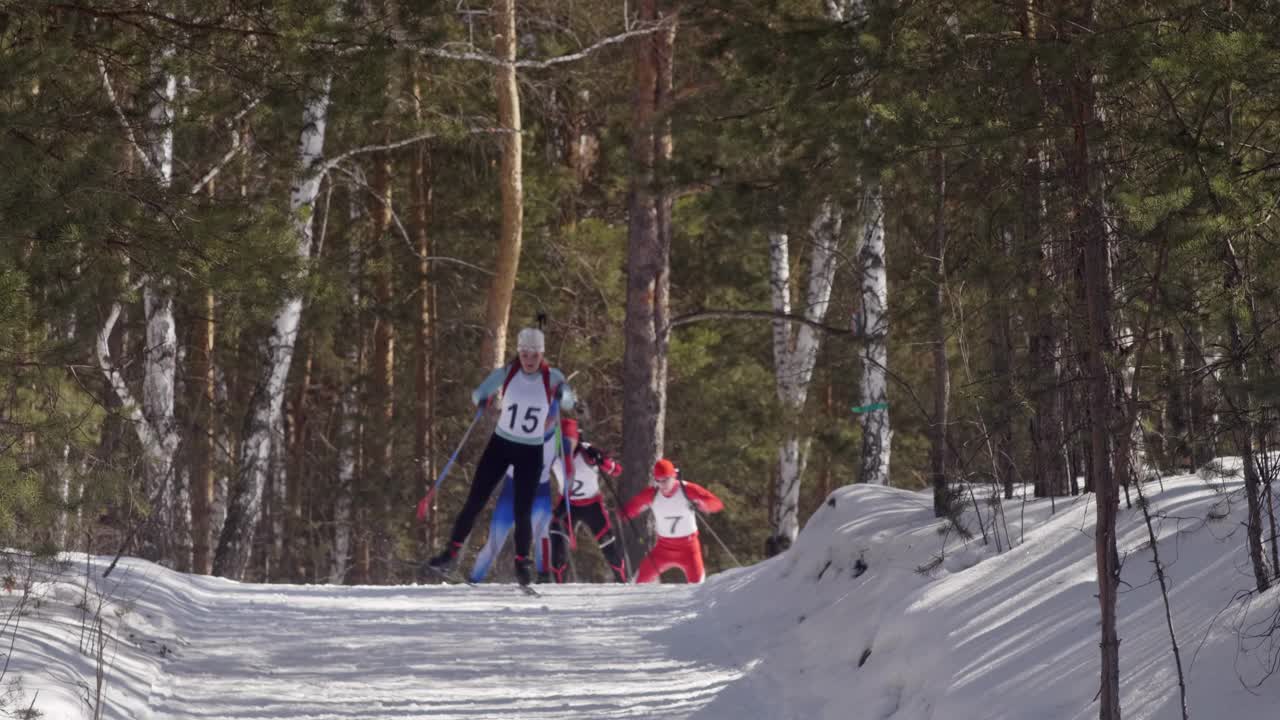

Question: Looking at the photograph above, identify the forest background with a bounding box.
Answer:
[3,3,1280,685]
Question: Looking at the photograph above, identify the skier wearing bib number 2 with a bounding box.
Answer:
[622,458,723,584]
[547,418,628,583]
[427,327,575,587]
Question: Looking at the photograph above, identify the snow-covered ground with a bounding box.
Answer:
[5,466,1280,719]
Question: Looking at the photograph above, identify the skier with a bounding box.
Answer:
[546,418,628,583]
[622,458,724,584]
[426,327,575,587]
[468,437,558,584]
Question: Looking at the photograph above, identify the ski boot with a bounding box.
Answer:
[422,542,462,579]
[514,556,534,587]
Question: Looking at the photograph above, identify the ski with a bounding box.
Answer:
[418,562,478,587]
[421,562,541,596]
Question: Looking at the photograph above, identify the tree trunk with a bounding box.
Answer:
[479,0,523,369]
[1218,23,1270,591]
[361,138,396,584]
[215,78,332,580]
[1157,329,1182,473]
[96,56,184,567]
[409,58,437,556]
[767,229,797,553]
[990,230,1016,500]
[622,1,676,560]
[767,200,842,551]
[283,333,313,582]
[332,195,365,585]
[189,289,216,574]
[1184,321,1213,468]
[1018,0,1067,499]
[929,150,950,517]
[145,51,189,571]
[1059,3,1121,713]
[1222,239,1272,593]
[855,183,891,486]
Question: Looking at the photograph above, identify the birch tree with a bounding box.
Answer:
[96,49,186,567]
[854,184,892,486]
[215,78,333,580]
[766,202,841,551]
[829,0,892,487]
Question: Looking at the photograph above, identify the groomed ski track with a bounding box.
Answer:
[114,570,749,720]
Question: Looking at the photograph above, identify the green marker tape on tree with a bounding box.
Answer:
[851,402,888,414]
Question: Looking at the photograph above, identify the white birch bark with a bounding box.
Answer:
[768,201,842,547]
[855,185,892,485]
[214,78,332,580]
[827,0,891,487]
[97,302,179,540]
[142,57,188,567]
[96,53,185,564]
[56,445,73,549]
[1119,325,1152,481]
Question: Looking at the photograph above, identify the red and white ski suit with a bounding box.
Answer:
[622,481,724,584]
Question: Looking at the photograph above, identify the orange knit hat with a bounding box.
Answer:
[653,458,676,479]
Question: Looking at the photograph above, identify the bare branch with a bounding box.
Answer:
[95,303,145,428]
[396,20,671,70]
[318,128,505,176]
[418,45,505,67]
[97,58,158,178]
[330,164,494,275]
[514,23,670,69]
[189,102,258,195]
[670,309,856,336]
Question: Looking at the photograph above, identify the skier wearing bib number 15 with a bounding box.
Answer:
[426,327,575,587]
[622,458,723,584]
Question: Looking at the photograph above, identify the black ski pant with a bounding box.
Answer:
[447,434,544,560]
[549,497,627,582]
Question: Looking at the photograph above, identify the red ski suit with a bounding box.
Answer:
[622,481,723,583]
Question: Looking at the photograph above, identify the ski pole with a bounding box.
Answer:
[695,510,742,568]
[415,405,485,521]
[546,387,576,550]
[677,475,742,569]
[599,473,640,581]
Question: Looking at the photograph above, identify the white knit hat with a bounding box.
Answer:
[517,327,545,353]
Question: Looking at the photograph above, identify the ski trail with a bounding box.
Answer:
[138,578,747,719]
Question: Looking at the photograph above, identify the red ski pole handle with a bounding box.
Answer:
[415,490,438,522]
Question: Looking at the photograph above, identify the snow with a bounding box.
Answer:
[5,465,1280,719]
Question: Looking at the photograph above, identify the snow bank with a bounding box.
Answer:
[3,467,1279,719]
[684,472,1280,720]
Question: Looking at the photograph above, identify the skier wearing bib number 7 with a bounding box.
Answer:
[622,458,723,584]
[426,327,575,587]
